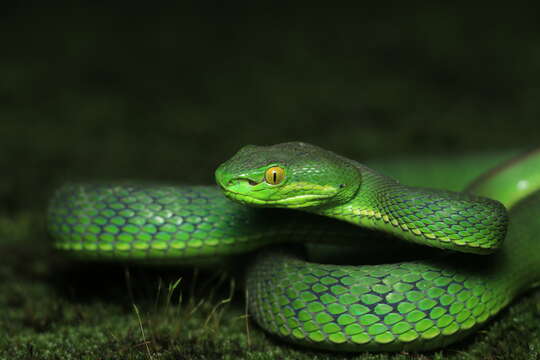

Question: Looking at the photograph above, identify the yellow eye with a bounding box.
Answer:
[265,166,285,185]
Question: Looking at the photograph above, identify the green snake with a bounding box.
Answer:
[47,142,540,352]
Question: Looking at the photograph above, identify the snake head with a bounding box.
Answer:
[215,142,361,208]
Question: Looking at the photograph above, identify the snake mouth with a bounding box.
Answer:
[221,189,334,208]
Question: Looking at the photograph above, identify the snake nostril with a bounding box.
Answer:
[248,179,258,186]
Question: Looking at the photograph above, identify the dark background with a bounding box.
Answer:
[2,3,540,215]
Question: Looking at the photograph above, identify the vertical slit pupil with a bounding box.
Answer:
[273,171,277,183]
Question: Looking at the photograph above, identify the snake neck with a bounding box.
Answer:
[314,163,508,254]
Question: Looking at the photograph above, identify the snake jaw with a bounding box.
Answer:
[221,188,336,208]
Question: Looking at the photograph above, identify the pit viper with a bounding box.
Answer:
[48,142,540,352]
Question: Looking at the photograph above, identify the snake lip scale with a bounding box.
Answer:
[48,142,540,352]
[221,189,334,207]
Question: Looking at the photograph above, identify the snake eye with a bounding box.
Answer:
[265,166,285,185]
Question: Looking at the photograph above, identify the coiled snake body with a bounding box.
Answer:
[48,142,540,352]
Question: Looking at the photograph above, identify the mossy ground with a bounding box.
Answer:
[1,3,540,359]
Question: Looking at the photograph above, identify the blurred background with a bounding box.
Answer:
[2,2,540,214]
